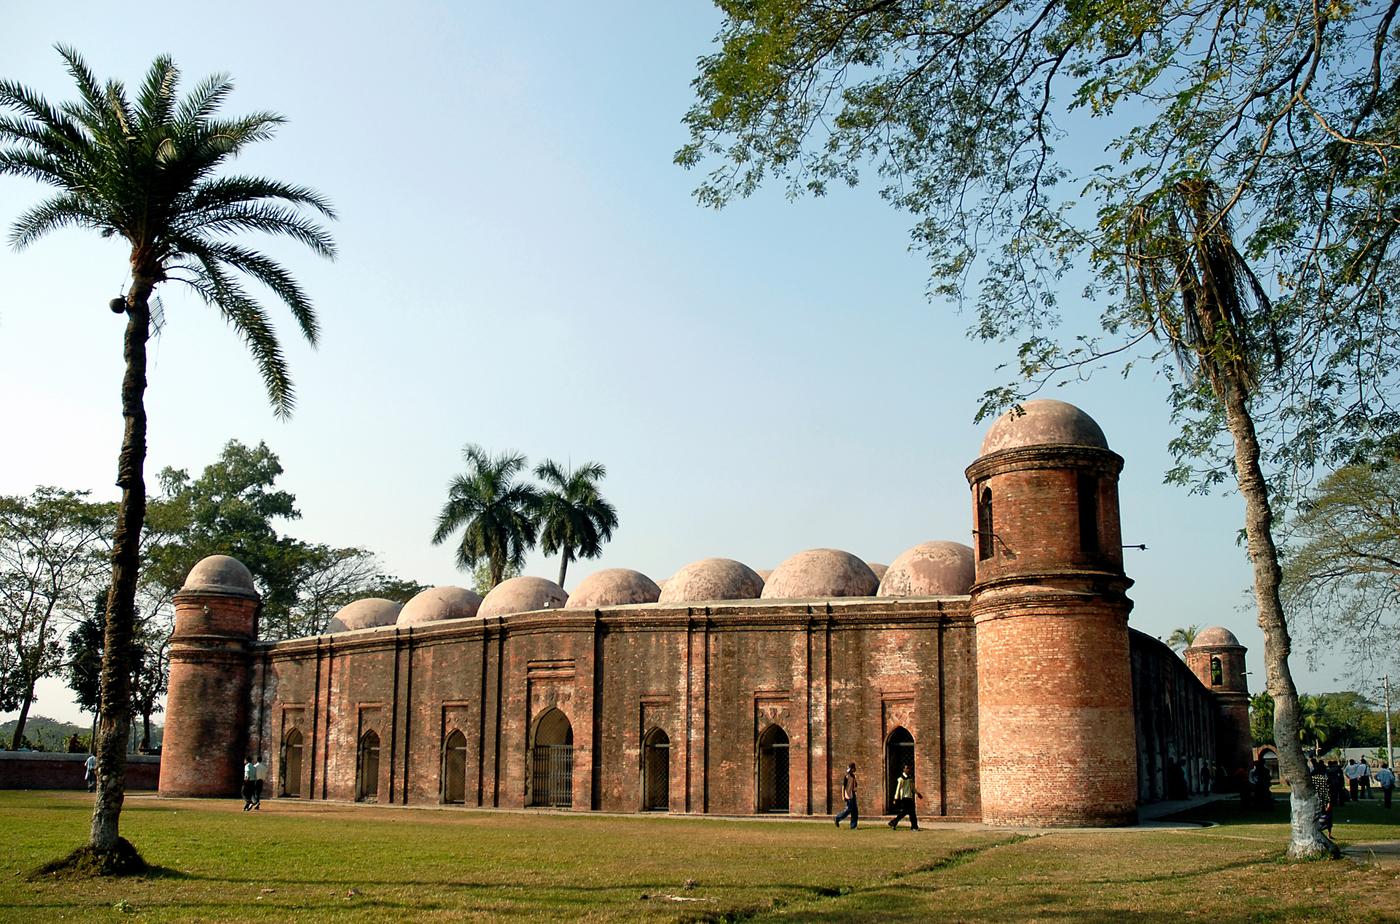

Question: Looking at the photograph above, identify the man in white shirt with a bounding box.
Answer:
[1344,759,1362,801]
[252,756,267,810]
[83,753,97,792]
[1375,761,1396,809]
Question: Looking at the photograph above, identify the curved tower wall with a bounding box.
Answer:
[158,585,259,797]
[1185,641,1252,776]
[966,434,1139,826]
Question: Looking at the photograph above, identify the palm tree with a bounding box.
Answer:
[0,48,334,866]
[1166,625,1199,654]
[1297,694,1332,756]
[535,460,618,588]
[1126,177,1323,855]
[433,446,541,589]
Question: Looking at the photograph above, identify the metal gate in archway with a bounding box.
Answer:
[531,744,574,807]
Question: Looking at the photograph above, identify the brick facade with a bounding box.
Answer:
[160,400,1246,826]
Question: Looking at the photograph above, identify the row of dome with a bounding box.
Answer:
[326,541,977,633]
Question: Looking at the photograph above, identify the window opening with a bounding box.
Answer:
[442,730,468,804]
[977,487,995,560]
[643,727,670,811]
[356,730,380,803]
[757,724,790,813]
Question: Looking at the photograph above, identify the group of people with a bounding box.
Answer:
[1316,756,1395,810]
[242,755,267,811]
[833,762,924,831]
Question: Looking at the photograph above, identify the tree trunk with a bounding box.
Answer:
[1220,377,1330,858]
[140,710,151,753]
[90,282,152,854]
[9,685,35,750]
[557,546,572,589]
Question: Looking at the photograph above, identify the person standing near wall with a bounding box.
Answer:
[252,755,267,810]
[1375,761,1395,809]
[834,762,859,829]
[83,753,97,793]
[242,756,257,812]
[887,764,923,831]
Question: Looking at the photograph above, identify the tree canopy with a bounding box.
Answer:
[433,446,542,590]
[1283,462,1400,678]
[535,460,618,589]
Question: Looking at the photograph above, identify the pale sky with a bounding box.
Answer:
[0,2,1361,728]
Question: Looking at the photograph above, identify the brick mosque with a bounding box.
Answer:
[158,399,1253,826]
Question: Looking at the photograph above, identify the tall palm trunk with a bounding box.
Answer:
[1220,375,1329,858]
[557,545,573,589]
[90,279,151,853]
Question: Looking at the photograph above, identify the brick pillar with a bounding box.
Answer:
[966,400,1138,826]
[158,555,260,798]
[1184,631,1252,777]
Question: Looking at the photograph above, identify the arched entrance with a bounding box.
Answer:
[885,727,915,812]
[529,708,574,808]
[757,724,789,813]
[356,730,380,803]
[642,727,670,811]
[442,729,468,804]
[280,728,303,798]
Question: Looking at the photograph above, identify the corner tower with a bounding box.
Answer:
[966,400,1138,825]
[158,555,260,798]
[1185,627,1252,776]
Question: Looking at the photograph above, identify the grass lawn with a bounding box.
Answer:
[0,789,1396,922]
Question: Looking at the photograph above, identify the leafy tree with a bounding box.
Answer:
[471,560,521,597]
[1251,692,1275,747]
[677,0,1400,858]
[433,446,541,590]
[1283,464,1400,678]
[535,460,618,589]
[0,48,335,862]
[0,488,111,750]
[1166,625,1199,654]
[1298,695,1332,755]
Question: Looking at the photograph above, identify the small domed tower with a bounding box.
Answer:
[1185,627,1252,776]
[158,555,260,798]
[966,400,1138,825]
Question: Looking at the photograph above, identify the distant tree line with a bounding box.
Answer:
[1251,691,1396,756]
[0,440,421,752]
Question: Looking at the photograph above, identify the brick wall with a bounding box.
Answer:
[1,752,160,790]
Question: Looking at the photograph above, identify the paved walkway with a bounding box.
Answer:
[1342,841,1400,867]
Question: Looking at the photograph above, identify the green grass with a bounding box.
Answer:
[0,790,1396,922]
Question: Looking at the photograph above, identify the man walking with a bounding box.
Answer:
[242,756,258,812]
[888,764,923,831]
[252,755,267,810]
[834,762,859,829]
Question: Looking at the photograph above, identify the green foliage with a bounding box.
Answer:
[1250,692,1275,746]
[680,0,1400,492]
[0,46,336,416]
[433,446,542,590]
[0,488,111,747]
[143,441,421,641]
[1283,463,1400,678]
[535,459,618,588]
[470,560,520,596]
[1166,625,1199,653]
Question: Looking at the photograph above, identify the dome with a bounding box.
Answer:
[979,399,1109,456]
[478,576,568,618]
[568,569,661,608]
[761,549,878,599]
[658,558,765,604]
[397,586,482,626]
[326,598,402,633]
[878,542,975,597]
[181,554,258,599]
[1190,626,1242,648]
[866,562,888,582]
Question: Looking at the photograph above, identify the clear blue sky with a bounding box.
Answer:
[0,2,1357,726]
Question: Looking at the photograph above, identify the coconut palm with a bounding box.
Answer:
[1126,177,1323,854]
[1166,625,1200,654]
[0,47,334,865]
[535,460,618,589]
[433,446,541,590]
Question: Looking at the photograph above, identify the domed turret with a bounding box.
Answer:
[760,549,878,599]
[326,598,402,633]
[568,569,661,608]
[877,542,975,597]
[181,554,259,599]
[658,558,764,604]
[478,576,568,618]
[967,399,1137,826]
[397,586,482,626]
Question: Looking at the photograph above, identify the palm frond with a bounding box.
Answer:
[8,194,107,249]
[170,236,319,344]
[134,55,178,133]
